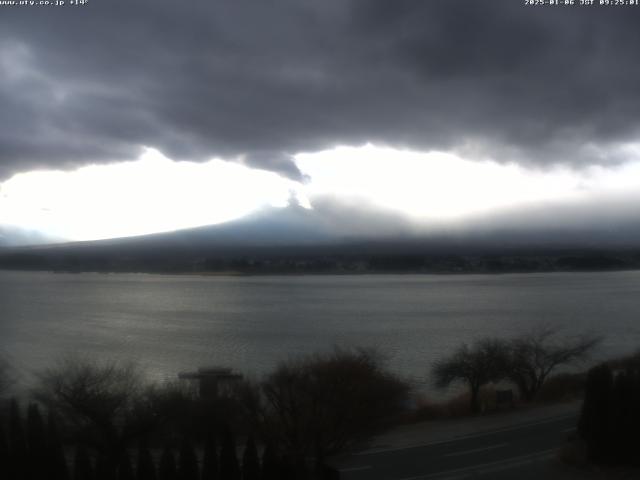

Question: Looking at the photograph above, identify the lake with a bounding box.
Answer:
[1,270,639,394]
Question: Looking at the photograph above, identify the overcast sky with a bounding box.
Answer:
[1,0,640,244]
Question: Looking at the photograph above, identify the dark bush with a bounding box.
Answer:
[241,436,260,480]
[579,364,613,462]
[117,451,135,480]
[0,422,10,479]
[73,445,94,480]
[201,435,218,480]
[9,399,28,480]
[219,427,240,480]
[158,447,177,480]
[178,438,199,480]
[260,444,279,480]
[46,412,70,480]
[576,363,640,466]
[136,440,156,480]
[27,403,47,480]
[245,348,409,464]
[95,453,115,480]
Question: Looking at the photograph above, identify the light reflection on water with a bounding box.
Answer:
[1,270,639,395]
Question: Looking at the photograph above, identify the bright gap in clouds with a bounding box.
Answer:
[297,146,585,219]
[1,144,640,242]
[0,148,307,241]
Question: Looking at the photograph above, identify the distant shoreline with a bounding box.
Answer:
[2,243,640,277]
[2,266,640,277]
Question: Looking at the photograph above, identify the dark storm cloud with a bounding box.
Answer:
[1,0,640,180]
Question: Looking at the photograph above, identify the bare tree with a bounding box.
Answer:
[432,338,509,414]
[506,328,600,402]
[242,348,410,467]
[34,356,144,460]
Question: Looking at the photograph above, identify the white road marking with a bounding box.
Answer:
[443,442,508,457]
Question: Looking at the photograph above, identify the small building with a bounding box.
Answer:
[178,366,243,400]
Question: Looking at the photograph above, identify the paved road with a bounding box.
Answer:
[334,414,578,480]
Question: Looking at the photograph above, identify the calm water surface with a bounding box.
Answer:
[1,270,639,392]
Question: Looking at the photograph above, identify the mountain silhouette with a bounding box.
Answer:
[3,202,640,274]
